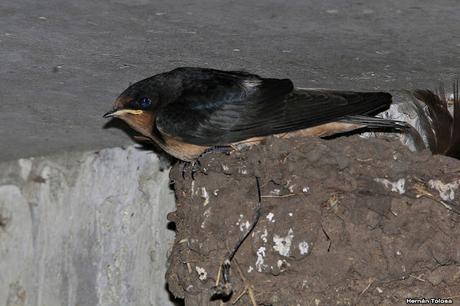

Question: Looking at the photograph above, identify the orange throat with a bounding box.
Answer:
[120,112,155,138]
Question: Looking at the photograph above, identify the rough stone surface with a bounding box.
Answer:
[0,146,176,306]
[167,136,460,305]
[0,0,459,162]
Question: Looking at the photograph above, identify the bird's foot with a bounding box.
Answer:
[181,147,234,180]
[200,146,233,158]
[181,160,204,180]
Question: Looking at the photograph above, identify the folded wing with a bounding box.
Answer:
[156,68,394,146]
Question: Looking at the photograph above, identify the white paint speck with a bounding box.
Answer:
[302,187,310,193]
[195,266,207,280]
[247,266,254,273]
[376,287,383,294]
[255,247,266,272]
[273,228,294,257]
[260,228,268,243]
[374,178,406,194]
[278,259,290,270]
[236,214,250,231]
[266,212,275,223]
[213,189,219,196]
[201,187,210,206]
[428,179,459,201]
[288,212,293,217]
[396,250,402,256]
[241,220,250,232]
[201,208,211,229]
[298,241,310,255]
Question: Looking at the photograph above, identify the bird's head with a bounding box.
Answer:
[103,78,160,138]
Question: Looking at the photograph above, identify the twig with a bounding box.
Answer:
[409,274,426,282]
[412,182,460,214]
[358,278,375,297]
[211,176,262,298]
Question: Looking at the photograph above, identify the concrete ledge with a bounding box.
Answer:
[0,146,175,306]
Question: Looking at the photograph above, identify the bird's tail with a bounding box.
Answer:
[341,115,409,130]
[446,80,460,158]
[403,80,460,159]
[439,80,459,158]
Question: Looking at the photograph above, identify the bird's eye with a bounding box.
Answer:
[138,97,152,109]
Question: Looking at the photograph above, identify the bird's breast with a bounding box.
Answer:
[161,134,209,161]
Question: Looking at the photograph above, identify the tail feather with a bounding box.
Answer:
[404,91,435,151]
[341,115,408,129]
[410,80,460,159]
[446,80,460,159]
[412,89,452,153]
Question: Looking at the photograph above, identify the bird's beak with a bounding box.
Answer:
[103,109,144,118]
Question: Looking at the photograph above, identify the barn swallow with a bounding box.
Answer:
[104,67,404,161]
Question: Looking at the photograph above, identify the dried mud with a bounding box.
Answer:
[166,136,460,306]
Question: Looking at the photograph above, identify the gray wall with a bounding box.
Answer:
[0,146,175,306]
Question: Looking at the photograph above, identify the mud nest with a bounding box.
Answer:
[166,135,460,306]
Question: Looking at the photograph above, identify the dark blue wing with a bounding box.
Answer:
[156,68,391,146]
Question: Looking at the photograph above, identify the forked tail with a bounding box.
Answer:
[410,80,460,159]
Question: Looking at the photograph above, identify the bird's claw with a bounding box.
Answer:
[181,160,205,180]
[201,146,233,157]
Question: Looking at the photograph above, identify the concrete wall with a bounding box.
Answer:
[0,146,176,306]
